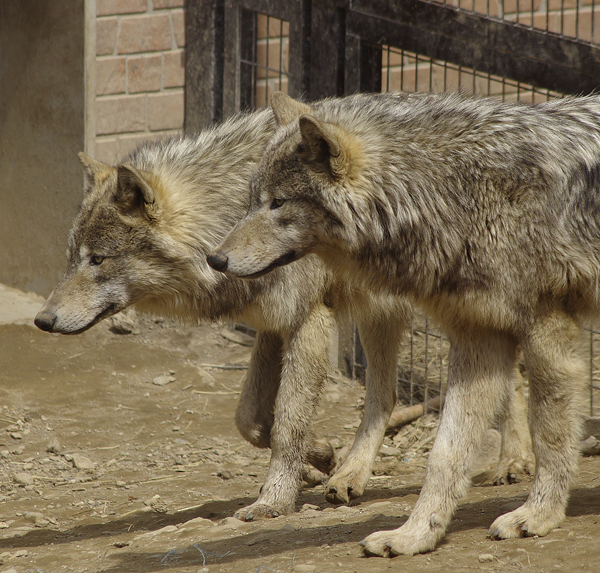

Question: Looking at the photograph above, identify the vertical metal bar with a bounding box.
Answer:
[530,0,534,29]
[265,15,270,107]
[429,55,434,90]
[593,0,596,45]
[414,53,419,92]
[400,49,405,91]
[239,9,257,111]
[279,18,284,91]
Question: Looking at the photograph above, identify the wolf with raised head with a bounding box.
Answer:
[34,108,417,520]
[209,91,599,555]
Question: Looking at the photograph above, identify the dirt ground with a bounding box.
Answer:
[0,291,599,573]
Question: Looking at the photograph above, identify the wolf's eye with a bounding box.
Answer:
[90,255,105,266]
[271,198,285,209]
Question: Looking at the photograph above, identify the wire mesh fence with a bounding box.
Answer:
[240,12,289,111]
[425,0,600,45]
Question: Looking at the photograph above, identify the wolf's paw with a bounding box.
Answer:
[492,455,535,486]
[359,523,439,557]
[234,501,293,522]
[306,438,336,475]
[488,505,564,540]
[325,465,370,504]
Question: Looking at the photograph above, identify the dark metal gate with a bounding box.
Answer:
[185,0,600,131]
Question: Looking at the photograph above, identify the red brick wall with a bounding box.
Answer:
[95,0,185,164]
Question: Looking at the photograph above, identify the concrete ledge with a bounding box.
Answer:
[0,284,45,326]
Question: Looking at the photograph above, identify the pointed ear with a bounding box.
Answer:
[298,115,355,180]
[271,91,312,126]
[115,164,156,217]
[78,152,112,192]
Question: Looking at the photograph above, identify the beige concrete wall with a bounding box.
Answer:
[0,1,89,296]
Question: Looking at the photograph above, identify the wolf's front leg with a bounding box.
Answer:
[235,331,283,450]
[326,304,407,504]
[361,332,518,556]
[489,313,584,540]
[235,304,334,521]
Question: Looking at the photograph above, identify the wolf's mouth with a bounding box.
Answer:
[64,303,119,335]
[239,250,300,279]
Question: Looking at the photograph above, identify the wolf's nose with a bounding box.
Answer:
[207,252,229,272]
[34,310,57,332]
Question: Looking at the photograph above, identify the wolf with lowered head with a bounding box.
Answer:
[34,108,417,521]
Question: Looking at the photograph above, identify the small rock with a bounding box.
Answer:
[478,553,494,563]
[379,444,401,456]
[9,432,22,440]
[0,450,8,459]
[367,501,392,511]
[71,454,95,470]
[216,469,233,480]
[143,494,161,506]
[0,522,9,529]
[13,472,34,486]
[152,374,176,386]
[301,504,320,512]
[116,481,127,488]
[113,541,130,548]
[109,312,138,335]
[46,438,62,454]
[34,517,50,528]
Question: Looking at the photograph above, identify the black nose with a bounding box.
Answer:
[34,310,57,332]
[207,252,229,272]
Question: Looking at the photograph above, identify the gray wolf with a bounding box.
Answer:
[34,108,415,520]
[209,90,598,554]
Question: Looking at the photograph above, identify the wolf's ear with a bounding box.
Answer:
[115,164,156,217]
[298,115,354,180]
[271,92,311,126]
[78,152,111,193]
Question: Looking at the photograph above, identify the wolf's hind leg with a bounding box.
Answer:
[235,304,334,521]
[326,305,406,504]
[362,331,517,556]
[489,313,584,540]
[235,330,335,476]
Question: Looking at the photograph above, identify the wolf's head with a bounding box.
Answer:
[208,92,367,279]
[35,153,198,333]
